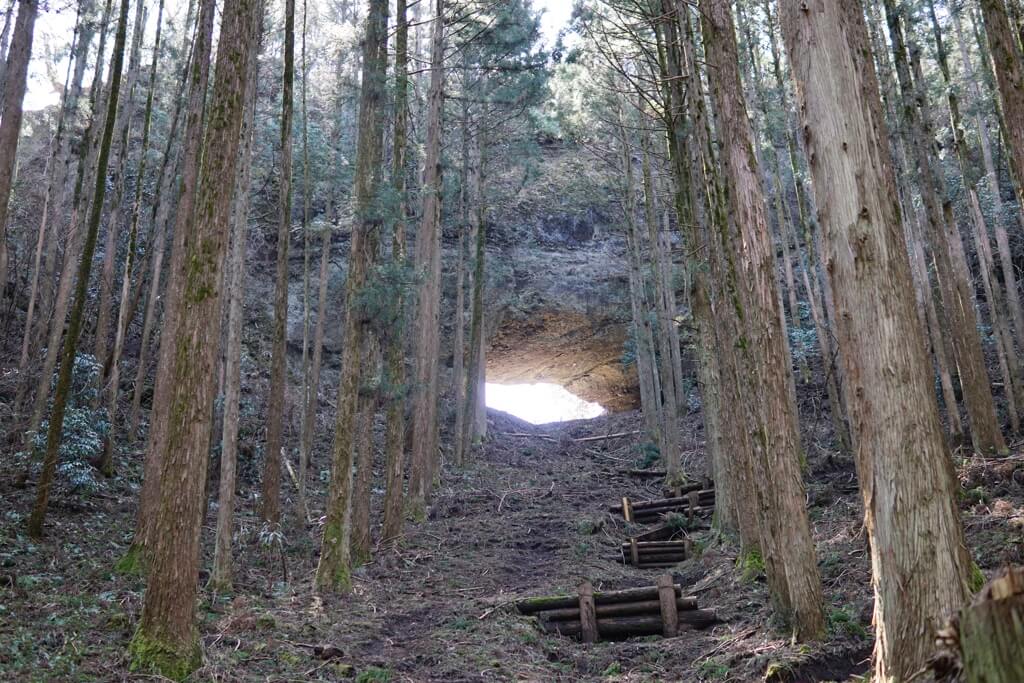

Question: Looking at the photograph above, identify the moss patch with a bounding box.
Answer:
[128,628,202,681]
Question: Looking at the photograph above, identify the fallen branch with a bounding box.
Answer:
[573,430,641,443]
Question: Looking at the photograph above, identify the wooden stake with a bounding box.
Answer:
[622,497,633,523]
[578,581,599,644]
[657,574,679,637]
[630,538,640,567]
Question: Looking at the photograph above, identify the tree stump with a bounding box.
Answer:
[959,566,1024,683]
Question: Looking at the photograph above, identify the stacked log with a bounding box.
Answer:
[610,489,716,523]
[615,538,689,568]
[516,575,718,642]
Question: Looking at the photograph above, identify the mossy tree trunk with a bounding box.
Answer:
[315,0,389,593]
[408,0,446,511]
[26,0,129,539]
[701,0,825,640]
[262,0,296,529]
[780,0,974,677]
[211,17,260,592]
[958,567,1024,683]
[0,0,38,294]
[128,0,259,676]
[128,0,216,564]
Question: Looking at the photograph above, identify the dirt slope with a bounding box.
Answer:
[2,405,1023,681]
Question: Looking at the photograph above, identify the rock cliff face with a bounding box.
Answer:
[482,143,638,412]
[262,141,639,413]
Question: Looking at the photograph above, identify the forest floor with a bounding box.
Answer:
[3,402,1024,682]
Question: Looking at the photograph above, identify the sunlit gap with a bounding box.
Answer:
[485,383,606,425]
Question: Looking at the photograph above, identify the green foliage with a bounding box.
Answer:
[635,441,660,469]
[18,354,109,492]
[738,549,765,582]
[697,656,729,679]
[827,605,867,639]
[355,666,392,683]
[602,661,623,677]
[970,562,986,593]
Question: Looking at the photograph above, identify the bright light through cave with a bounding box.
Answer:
[485,383,606,425]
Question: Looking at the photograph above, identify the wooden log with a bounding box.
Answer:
[959,566,1024,683]
[516,584,684,614]
[657,574,679,637]
[620,541,689,550]
[539,597,700,622]
[539,609,719,638]
[637,561,684,569]
[578,582,598,644]
[609,491,714,513]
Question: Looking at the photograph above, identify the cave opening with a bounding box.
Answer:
[485,382,607,425]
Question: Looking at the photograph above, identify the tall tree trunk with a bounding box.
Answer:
[18,2,87,382]
[953,3,1024,347]
[462,137,488,459]
[980,0,1024,213]
[382,0,410,544]
[296,0,312,519]
[701,0,825,640]
[126,0,198,436]
[261,0,296,529]
[408,0,446,512]
[0,0,38,295]
[779,1,973,678]
[99,0,167,476]
[210,14,260,592]
[126,0,216,566]
[315,0,389,593]
[94,0,146,377]
[884,0,1005,454]
[128,0,257,674]
[27,0,129,539]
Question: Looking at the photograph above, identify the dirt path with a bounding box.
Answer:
[3,406,1022,681]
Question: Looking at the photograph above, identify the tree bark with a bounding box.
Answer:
[780,1,974,678]
[210,13,260,592]
[701,0,825,640]
[315,0,389,593]
[0,0,38,295]
[980,0,1024,215]
[261,0,296,529]
[884,0,1005,454]
[408,0,446,512]
[27,0,129,539]
[128,0,258,675]
[382,0,410,544]
[128,0,216,563]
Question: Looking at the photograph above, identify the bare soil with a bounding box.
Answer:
[2,402,1024,682]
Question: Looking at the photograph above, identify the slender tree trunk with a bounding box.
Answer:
[701,0,825,639]
[780,1,973,678]
[261,0,296,529]
[381,0,410,544]
[27,0,129,539]
[952,3,1024,346]
[315,0,389,593]
[99,0,167,476]
[210,15,260,592]
[462,137,488,459]
[18,3,86,381]
[296,0,312,520]
[640,127,681,481]
[980,0,1024,212]
[884,0,1005,454]
[408,0,446,512]
[0,0,38,295]
[94,0,146,377]
[126,0,197,436]
[127,0,216,565]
